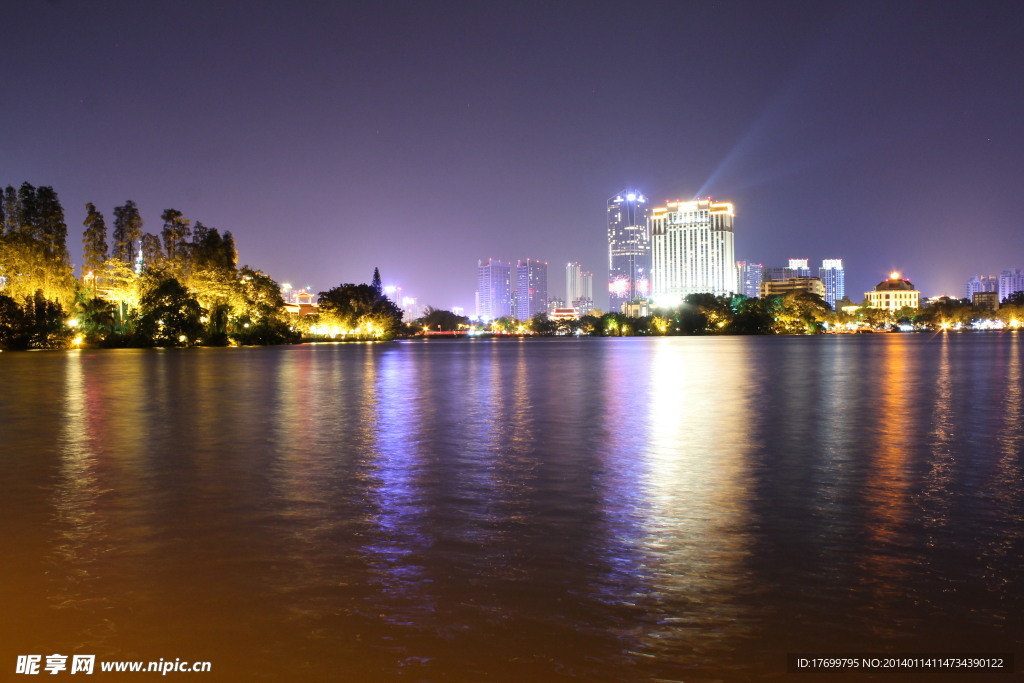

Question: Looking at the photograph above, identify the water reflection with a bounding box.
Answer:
[2,337,1023,680]
[634,339,755,673]
[859,337,916,626]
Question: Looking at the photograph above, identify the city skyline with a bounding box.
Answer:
[2,1,1022,311]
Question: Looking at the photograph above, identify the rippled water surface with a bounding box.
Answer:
[2,335,1022,680]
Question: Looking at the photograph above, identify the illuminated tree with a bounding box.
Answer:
[531,312,557,336]
[16,183,39,240]
[0,294,29,349]
[112,200,143,265]
[82,203,108,277]
[190,223,236,271]
[74,294,116,344]
[0,184,74,306]
[1,186,17,235]
[773,291,830,334]
[160,208,191,264]
[318,282,402,340]
[135,274,204,347]
[416,306,469,332]
[140,232,164,269]
[726,297,774,335]
[684,293,733,332]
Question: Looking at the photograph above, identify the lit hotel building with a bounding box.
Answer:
[650,198,736,306]
[864,272,920,311]
[516,259,548,320]
[607,190,651,312]
[476,258,513,320]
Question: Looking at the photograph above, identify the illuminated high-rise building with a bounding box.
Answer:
[818,259,845,307]
[476,258,512,320]
[966,274,997,300]
[736,261,763,298]
[998,269,1024,302]
[607,190,651,312]
[566,261,594,314]
[650,198,736,305]
[516,259,548,320]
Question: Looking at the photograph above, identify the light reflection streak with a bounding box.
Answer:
[50,351,120,650]
[633,338,755,667]
[362,346,436,626]
[922,334,954,533]
[985,332,1024,589]
[860,337,915,619]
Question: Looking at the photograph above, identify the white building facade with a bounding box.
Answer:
[650,198,736,306]
[566,261,594,314]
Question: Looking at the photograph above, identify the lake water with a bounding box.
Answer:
[1,334,1022,681]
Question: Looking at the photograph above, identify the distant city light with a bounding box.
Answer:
[890,271,901,280]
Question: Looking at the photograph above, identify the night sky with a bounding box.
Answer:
[3,0,1022,311]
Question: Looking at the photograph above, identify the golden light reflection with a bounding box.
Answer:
[636,338,755,660]
[861,336,916,610]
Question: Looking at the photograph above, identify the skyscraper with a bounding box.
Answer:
[650,198,736,305]
[516,259,548,320]
[818,259,845,307]
[998,269,1024,302]
[736,261,763,298]
[566,261,594,314]
[476,258,512,320]
[607,190,651,312]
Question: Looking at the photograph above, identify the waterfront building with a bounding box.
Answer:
[764,258,811,283]
[477,258,513,320]
[607,190,651,312]
[516,259,548,320]
[818,259,845,308]
[760,276,825,298]
[972,291,999,311]
[966,274,998,300]
[736,261,763,299]
[549,307,577,321]
[864,272,920,311]
[566,261,595,314]
[998,269,1024,302]
[650,198,736,306]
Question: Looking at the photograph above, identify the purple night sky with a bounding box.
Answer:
[3,1,1022,311]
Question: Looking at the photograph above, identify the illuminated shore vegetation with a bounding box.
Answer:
[419,291,1024,338]
[1,183,410,350]
[0,183,292,349]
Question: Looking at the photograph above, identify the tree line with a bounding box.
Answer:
[0,182,298,349]
[414,290,1024,337]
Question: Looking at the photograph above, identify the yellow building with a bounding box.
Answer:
[760,276,825,299]
[864,272,920,311]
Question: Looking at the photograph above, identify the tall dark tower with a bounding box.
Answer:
[607,190,651,313]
